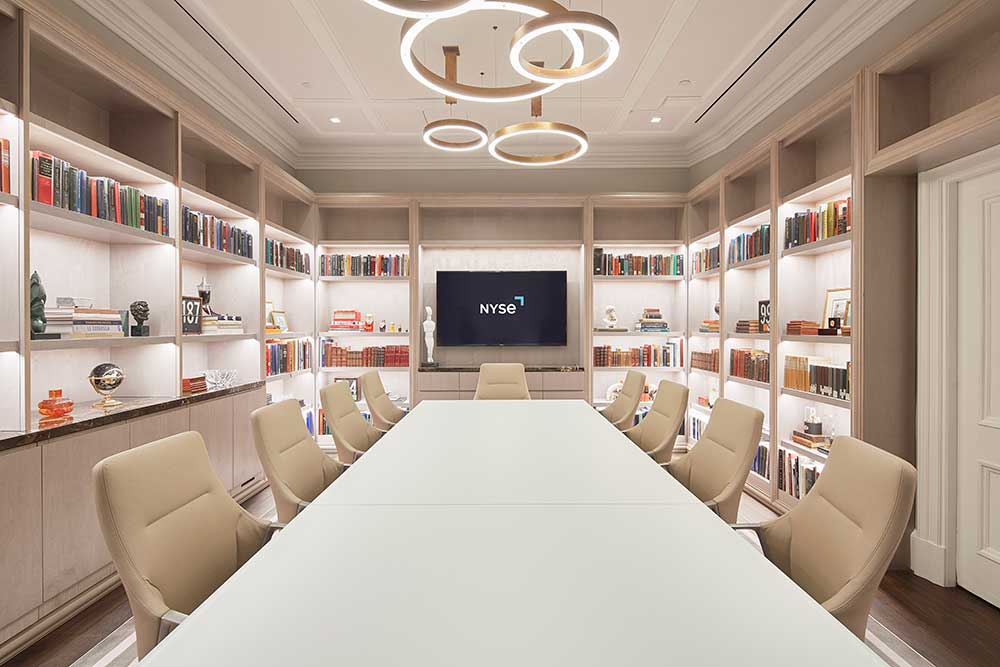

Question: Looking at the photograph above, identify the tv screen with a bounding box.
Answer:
[436,271,567,346]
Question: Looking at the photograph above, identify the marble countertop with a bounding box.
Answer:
[0,381,265,452]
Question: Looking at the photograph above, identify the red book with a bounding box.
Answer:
[114,182,121,224]
[89,179,97,216]
[1,138,10,194]
[32,151,54,205]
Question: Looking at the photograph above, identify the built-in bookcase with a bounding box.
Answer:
[0,86,21,431]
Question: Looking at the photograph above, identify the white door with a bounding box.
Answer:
[957,169,1000,606]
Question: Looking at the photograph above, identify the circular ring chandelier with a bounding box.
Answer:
[509,10,621,84]
[361,0,484,19]
[488,121,589,167]
[423,118,489,152]
[400,0,585,103]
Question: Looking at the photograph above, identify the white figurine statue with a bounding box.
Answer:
[603,305,619,329]
[423,305,436,364]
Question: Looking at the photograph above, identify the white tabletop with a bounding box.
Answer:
[314,400,698,506]
[142,502,883,666]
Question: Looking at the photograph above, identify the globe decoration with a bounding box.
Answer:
[89,363,126,410]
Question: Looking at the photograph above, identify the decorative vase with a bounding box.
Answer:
[38,389,74,417]
[89,363,126,410]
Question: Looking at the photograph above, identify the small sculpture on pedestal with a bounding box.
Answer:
[30,271,58,340]
[129,301,150,337]
[423,305,437,366]
[603,305,619,330]
[89,363,125,410]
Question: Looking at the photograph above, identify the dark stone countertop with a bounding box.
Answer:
[0,381,266,453]
[418,365,584,373]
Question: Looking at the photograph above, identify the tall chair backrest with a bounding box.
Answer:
[251,399,344,523]
[602,370,646,430]
[626,379,688,463]
[93,432,271,659]
[756,436,916,638]
[319,381,382,464]
[474,363,531,400]
[666,398,763,522]
[359,370,406,430]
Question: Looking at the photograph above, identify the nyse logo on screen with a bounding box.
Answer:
[480,295,525,315]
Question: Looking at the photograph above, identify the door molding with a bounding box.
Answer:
[913,143,1000,586]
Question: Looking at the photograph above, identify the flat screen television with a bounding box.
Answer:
[436,270,567,346]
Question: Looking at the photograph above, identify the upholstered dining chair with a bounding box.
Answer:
[664,398,763,523]
[601,370,646,431]
[319,380,383,465]
[624,379,688,463]
[93,431,282,660]
[251,399,345,523]
[359,370,406,431]
[732,436,916,639]
[474,363,531,400]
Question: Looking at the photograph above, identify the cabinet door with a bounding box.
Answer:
[233,389,266,492]
[0,447,42,628]
[129,408,190,448]
[42,423,129,601]
[189,397,234,491]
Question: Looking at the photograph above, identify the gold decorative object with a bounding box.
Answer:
[488,121,589,167]
[423,118,489,152]
[362,0,482,19]
[88,363,126,410]
[510,10,620,84]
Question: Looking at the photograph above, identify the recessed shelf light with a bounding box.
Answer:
[329,117,342,124]
[651,117,663,124]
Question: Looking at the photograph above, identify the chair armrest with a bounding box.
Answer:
[704,499,720,515]
[295,500,310,515]
[156,609,189,643]
[266,522,288,542]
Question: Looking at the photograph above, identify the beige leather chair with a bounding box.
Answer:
[319,380,383,464]
[251,399,345,523]
[473,363,531,400]
[665,398,763,523]
[601,370,646,431]
[359,370,406,431]
[93,432,280,660]
[734,436,916,639]
[624,379,688,464]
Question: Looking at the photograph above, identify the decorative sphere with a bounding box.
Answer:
[89,363,125,393]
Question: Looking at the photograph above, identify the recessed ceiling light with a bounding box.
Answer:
[301,81,312,88]
[651,117,663,124]
[329,117,342,124]
[678,79,692,86]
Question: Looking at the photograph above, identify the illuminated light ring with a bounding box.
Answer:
[400,0,585,104]
[509,10,620,84]
[488,121,589,167]
[361,0,484,19]
[422,118,489,151]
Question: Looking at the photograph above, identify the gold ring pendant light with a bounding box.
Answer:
[509,11,621,84]
[488,121,588,167]
[361,0,484,19]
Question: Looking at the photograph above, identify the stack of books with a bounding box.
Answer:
[320,253,409,277]
[691,349,720,372]
[182,206,253,259]
[791,429,832,449]
[636,308,669,332]
[840,325,852,337]
[698,319,720,334]
[31,152,170,236]
[786,320,822,336]
[734,319,762,334]
[182,376,207,394]
[783,198,851,250]
[328,310,362,331]
[202,315,244,335]
[69,306,124,338]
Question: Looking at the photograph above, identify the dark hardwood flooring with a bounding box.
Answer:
[7,490,1000,667]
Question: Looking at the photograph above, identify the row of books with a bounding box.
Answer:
[593,250,684,277]
[728,224,770,265]
[31,151,170,236]
[1,138,10,194]
[691,245,720,274]
[735,319,765,334]
[181,206,254,259]
[319,254,410,278]
[320,344,410,368]
[593,341,683,368]
[786,320,849,337]
[202,315,244,335]
[265,338,312,376]
[778,447,824,499]
[689,412,705,443]
[637,307,669,332]
[698,319,720,334]
[265,239,311,275]
[730,348,770,384]
[751,442,769,479]
[691,349,720,372]
[783,198,851,249]
[42,305,124,339]
[784,355,851,401]
[318,407,374,436]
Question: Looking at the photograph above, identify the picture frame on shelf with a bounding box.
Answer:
[181,296,203,334]
[265,300,275,325]
[822,288,851,325]
[271,310,289,332]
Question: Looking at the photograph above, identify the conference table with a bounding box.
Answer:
[142,400,884,666]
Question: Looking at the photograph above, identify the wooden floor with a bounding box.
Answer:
[6,491,999,667]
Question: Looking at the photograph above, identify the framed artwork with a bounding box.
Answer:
[823,288,851,325]
[336,377,359,401]
[265,300,275,325]
[181,296,203,334]
[271,310,289,332]
[757,299,771,332]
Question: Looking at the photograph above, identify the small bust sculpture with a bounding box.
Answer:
[130,301,150,327]
[29,271,47,334]
[603,305,618,329]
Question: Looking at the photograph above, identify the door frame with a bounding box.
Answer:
[912,143,1000,586]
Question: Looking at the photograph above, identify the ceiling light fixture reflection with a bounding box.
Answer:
[400,0,585,103]
[423,118,489,152]
[488,121,589,167]
[509,10,620,84]
[361,0,484,19]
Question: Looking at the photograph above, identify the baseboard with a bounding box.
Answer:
[909,530,956,587]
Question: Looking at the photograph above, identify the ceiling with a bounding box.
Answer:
[73,0,917,170]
